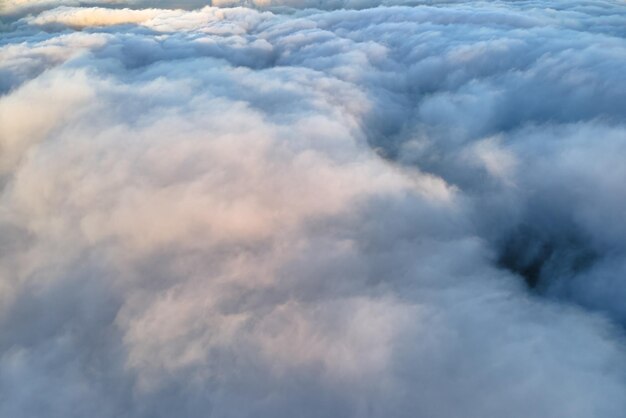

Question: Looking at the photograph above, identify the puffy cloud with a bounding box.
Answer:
[27,7,165,28]
[1,1,626,417]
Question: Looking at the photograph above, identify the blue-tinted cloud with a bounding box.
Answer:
[1,1,626,417]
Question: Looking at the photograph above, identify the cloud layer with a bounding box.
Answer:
[1,1,626,417]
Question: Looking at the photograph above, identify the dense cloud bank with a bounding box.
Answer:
[1,1,626,417]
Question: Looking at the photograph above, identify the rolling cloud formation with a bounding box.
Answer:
[1,1,626,417]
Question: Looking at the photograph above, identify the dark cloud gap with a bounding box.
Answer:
[496,224,598,290]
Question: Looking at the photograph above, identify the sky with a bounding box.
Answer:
[1,1,626,417]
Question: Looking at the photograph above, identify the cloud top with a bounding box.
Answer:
[1,1,626,417]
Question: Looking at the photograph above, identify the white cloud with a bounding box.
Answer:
[1,1,626,417]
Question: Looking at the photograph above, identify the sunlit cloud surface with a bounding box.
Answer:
[1,1,626,417]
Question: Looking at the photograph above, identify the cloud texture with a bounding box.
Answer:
[1,1,626,417]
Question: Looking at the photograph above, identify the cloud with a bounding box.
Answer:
[1,1,626,417]
[27,6,165,28]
